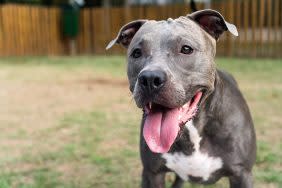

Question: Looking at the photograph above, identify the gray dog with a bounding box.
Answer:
[107,9,256,188]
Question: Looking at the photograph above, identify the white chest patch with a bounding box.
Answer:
[162,121,223,181]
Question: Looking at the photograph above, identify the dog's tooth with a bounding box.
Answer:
[178,114,182,121]
[149,102,152,110]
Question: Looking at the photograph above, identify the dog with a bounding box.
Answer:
[106,9,256,188]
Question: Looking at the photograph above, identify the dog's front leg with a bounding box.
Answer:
[141,169,166,188]
[229,171,253,188]
[171,175,184,188]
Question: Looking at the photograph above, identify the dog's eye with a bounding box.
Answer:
[131,48,142,58]
[180,45,193,55]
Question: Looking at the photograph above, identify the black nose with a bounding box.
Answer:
[138,70,166,93]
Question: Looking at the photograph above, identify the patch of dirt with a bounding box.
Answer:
[77,78,128,87]
[0,67,130,169]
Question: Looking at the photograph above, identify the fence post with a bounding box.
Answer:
[266,0,272,57]
[274,0,280,58]
[0,6,3,56]
[226,0,233,57]
[234,0,241,56]
[124,0,131,23]
[259,0,265,57]
[243,0,249,57]
[251,0,257,57]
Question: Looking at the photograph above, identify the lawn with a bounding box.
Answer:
[0,56,281,188]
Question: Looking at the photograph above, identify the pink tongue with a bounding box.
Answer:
[143,108,180,153]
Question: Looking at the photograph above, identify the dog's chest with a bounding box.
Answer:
[162,121,223,181]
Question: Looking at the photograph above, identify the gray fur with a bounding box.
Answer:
[107,9,255,188]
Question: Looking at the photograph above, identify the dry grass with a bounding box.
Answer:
[0,56,280,188]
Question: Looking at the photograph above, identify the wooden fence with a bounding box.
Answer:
[0,0,281,58]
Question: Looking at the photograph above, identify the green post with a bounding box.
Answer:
[62,4,80,55]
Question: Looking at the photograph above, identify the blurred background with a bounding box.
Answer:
[0,0,281,57]
[0,0,281,188]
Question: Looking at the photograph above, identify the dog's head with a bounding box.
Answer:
[107,9,238,153]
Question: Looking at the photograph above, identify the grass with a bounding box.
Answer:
[0,56,281,188]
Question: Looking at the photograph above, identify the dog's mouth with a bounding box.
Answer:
[143,91,203,153]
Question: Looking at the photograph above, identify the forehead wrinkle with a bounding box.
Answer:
[176,16,211,47]
[178,33,203,51]
[158,19,204,51]
[129,17,206,52]
[128,33,152,51]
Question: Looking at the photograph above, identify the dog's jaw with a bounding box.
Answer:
[142,91,203,153]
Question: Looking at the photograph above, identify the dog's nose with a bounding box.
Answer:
[138,70,166,93]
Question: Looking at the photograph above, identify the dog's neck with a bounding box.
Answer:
[183,70,224,139]
[203,70,224,115]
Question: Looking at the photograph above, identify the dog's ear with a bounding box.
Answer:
[106,20,147,50]
[188,9,238,40]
